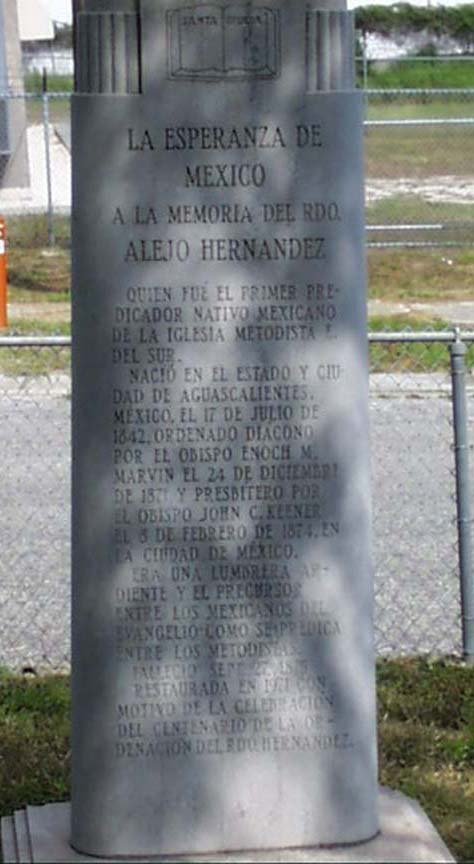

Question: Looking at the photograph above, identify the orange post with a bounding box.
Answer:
[0,217,7,329]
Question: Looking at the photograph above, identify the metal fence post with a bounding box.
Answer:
[41,70,55,247]
[450,331,474,664]
[362,35,368,90]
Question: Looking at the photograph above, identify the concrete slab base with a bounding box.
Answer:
[1,788,455,863]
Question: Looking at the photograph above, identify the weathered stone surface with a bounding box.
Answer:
[13,811,31,863]
[1,791,456,863]
[71,0,377,856]
[1,816,19,864]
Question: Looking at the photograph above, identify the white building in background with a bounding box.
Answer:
[0,0,29,186]
[34,0,474,22]
[350,0,474,4]
[17,0,73,75]
[17,0,54,41]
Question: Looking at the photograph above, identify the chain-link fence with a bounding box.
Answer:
[370,331,474,658]
[0,331,473,672]
[0,89,473,249]
[0,339,70,673]
[22,50,74,77]
[364,87,474,248]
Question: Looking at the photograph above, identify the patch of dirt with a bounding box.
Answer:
[369,298,474,325]
[366,175,474,205]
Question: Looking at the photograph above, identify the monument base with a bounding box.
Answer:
[1,788,454,863]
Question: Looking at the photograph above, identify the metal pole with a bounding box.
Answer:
[450,331,474,664]
[42,69,55,247]
[0,216,8,329]
[362,35,368,90]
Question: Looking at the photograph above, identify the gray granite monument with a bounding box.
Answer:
[0,2,458,862]
[71,0,379,856]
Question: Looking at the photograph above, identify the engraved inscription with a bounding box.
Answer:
[167,5,280,80]
[107,110,351,757]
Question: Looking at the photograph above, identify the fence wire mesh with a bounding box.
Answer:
[0,354,70,672]
[0,334,472,672]
[364,89,474,248]
[370,335,474,658]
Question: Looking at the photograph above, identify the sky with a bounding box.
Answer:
[43,0,473,26]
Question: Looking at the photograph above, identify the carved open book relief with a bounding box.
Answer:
[167,4,280,79]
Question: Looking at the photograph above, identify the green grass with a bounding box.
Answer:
[3,320,70,336]
[0,321,71,376]
[8,287,70,304]
[367,196,474,249]
[365,123,474,178]
[369,316,457,372]
[24,73,73,94]
[1,661,474,860]
[367,99,474,122]
[0,351,69,377]
[26,96,70,126]
[362,58,474,91]
[367,195,474,227]
[8,249,70,296]
[364,92,474,181]
[0,673,70,818]
[368,248,474,301]
[6,215,70,252]
[4,215,71,297]
[378,659,474,862]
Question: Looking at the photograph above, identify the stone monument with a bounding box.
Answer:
[71,0,378,856]
[0,1,455,862]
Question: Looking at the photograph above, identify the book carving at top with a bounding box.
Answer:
[167,4,280,80]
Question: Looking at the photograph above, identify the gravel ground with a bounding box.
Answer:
[369,299,474,327]
[8,302,71,323]
[366,175,474,205]
[0,374,469,672]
